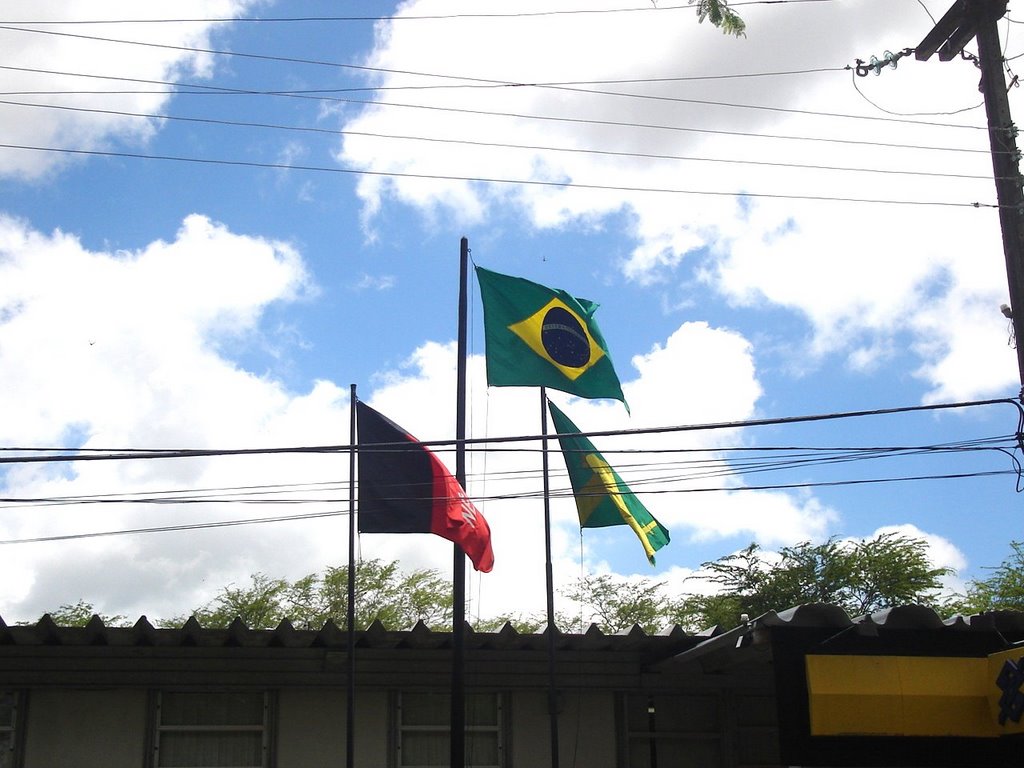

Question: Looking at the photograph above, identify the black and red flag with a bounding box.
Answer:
[355,401,494,572]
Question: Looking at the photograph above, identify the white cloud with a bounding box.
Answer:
[0,0,1004,629]
[0,0,259,179]
[0,210,976,626]
[6,308,803,625]
[352,272,396,291]
[336,0,1018,400]
[0,213,350,620]
[0,213,313,445]
[351,320,835,621]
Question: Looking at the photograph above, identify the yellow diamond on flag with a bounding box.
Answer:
[506,298,606,382]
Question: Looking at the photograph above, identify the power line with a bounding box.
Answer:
[0,2,840,26]
[849,68,986,118]
[4,87,991,157]
[0,99,993,182]
[0,63,996,156]
[1,397,1016,464]
[0,25,992,132]
[0,61,854,92]
[0,399,1015,544]
[0,465,1009,547]
[0,143,998,208]
[0,509,348,545]
[3,434,1013,507]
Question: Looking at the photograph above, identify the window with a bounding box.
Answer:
[152,691,271,768]
[0,691,18,768]
[397,692,504,768]
[624,693,721,768]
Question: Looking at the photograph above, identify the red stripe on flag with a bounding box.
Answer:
[429,454,494,573]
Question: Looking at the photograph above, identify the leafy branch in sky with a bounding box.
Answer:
[690,0,746,37]
[559,573,670,634]
[950,540,1024,613]
[33,536,1024,633]
[670,534,953,631]
[161,558,453,631]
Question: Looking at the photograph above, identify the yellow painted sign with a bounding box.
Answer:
[806,650,1024,738]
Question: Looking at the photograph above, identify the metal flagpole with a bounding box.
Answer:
[346,384,357,768]
[540,387,560,768]
[451,237,470,768]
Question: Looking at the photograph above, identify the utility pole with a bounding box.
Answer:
[917,0,1024,399]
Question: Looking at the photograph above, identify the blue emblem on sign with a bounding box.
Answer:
[996,656,1024,726]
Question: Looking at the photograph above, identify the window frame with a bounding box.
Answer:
[150,689,274,768]
[395,690,505,768]
[0,690,24,768]
[620,691,724,768]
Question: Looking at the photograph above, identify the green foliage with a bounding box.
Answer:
[162,559,453,631]
[689,0,746,37]
[473,613,545,634]
[559,573,670,634]
[38,534,979,637]
[844,532,952,614]
[670,534,952,631]
[952,541,1024,614]
[32,599,129,628]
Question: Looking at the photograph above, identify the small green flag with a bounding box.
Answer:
[475,265,627,408]
[548,401,669,565]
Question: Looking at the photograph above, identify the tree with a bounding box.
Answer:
[690,0,746,37]
[163,559,454,631]
[473,613,545,634]
[30,599,129,628]
[560,573,671,634]
[953,540,1024,613]
[35,536,964,636]
[670,534,953,632]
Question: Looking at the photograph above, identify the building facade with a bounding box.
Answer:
[0,605,1021,767]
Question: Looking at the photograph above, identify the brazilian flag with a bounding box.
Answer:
[475,266,627,408]
[548,401,669,565]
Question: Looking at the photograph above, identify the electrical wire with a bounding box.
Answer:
[0,408,1018,544]
[0,64,998,159]
[0,464,1012,547]
[3,85,992,158]
[0,2,846,26]
[1,61,858,94]
[2,435,1013,508]
[0,143,998,209]
[849,68,986,118]
[0,25,991,132]
[1,397,1016,464]
[0,99,993,182]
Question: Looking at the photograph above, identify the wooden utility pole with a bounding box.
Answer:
[917,0,1024,399]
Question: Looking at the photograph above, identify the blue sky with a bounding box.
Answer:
[0,0,1022,626]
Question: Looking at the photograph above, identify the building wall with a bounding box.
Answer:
[22,688,147,768]
[277,688,389,768]
[11,685,702,768]
[509,690,618,768]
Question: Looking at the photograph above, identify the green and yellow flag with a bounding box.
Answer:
[548,401,669,565]
[475,266,627,408]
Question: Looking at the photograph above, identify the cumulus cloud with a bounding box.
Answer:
[0,215,822,625]
[336,0,1017,400]
[0,0,259,179]
[0,0,996,628]
[351,320,835,621]
[0,214,349,620]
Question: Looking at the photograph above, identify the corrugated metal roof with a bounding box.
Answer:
[2,605,1021,654]
[0,612,697,653]
[658,604,1024,671]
